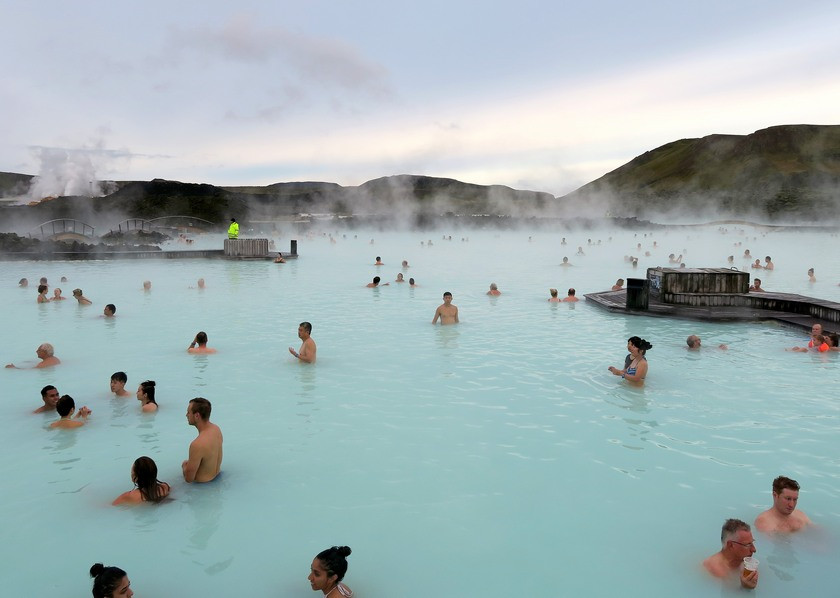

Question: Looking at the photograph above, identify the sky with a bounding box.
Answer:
[2,0,840,198]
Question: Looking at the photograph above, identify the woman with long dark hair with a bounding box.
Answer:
[308,546,353,597]
[89,563,133,597]
[112,456,170,505]
[608,336,652,386]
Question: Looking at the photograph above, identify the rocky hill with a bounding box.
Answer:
[2,124,839,230]
[558,124,840,221]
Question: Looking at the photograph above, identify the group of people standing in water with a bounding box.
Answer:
[89,545,354,597]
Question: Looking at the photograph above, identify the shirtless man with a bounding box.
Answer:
[182,398,223,483]
[110,372,131,397]
[432,292,459,325]
[366,276,388,288]
[72,288,92,305]
[611,279,624,291]
[755,476,812,533]
[487,283,501,296]
[749,278,764,292]
[50,395,92,429]
[686,335,727,350]
[764,256,774,270]
[702,518,758,589]
[374,256,384,265]
[35,385,60,413]
[6,343,61,369]
[289,321,316,363]
[188,331,217,354]
[562,288,579,302]
[103,304,116,317]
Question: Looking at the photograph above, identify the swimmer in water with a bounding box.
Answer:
[90,563,134,598]
[409,277,417,287]
[611,279,624,291]
[608,336,651,386]
[72,288,92,305]
[309,546,353,597]
[136,380,159,412]
[764,256,774,270]
[37,284,49,303]
[487,282,501,296]
[366,276,388,288]
[548,288,561,303]
[6,342,61,369]
[432,291,459,325]
[289,321,316,363]
[749,278,764,292]
[686,335,727,350]
[751,259,763,269]
[143,280,152,291]
[562,288,579,302]
[808,268,816,282]
[188,331,217,354]
[395,273,405,283]
[103,304,116,317]
[702,519,758,589]
[35,385,60,413]
[50,395,91,428]
[182,397,223,483]
[52,287,66,300]
[112,456,170,505]
[374,256,384,265]
[110,371,131,397]
[560,256,572,267]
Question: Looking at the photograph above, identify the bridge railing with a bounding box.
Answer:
[28,219,95,240]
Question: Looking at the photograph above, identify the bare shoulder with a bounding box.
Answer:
[702,553,727,578]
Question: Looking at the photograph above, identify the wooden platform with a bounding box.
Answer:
[584,289,838,334]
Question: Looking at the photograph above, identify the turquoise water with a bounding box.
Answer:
[1,226,839,596]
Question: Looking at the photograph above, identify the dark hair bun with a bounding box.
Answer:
[90,563,105,577]
[337,546,351,557]
[640,339,653,351]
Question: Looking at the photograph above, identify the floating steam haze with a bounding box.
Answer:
[26,147,115,201]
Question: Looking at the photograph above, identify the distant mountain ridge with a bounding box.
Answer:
[559,124,840,221]
[1,124,839,228]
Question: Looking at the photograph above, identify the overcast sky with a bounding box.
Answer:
[2,0,839,197]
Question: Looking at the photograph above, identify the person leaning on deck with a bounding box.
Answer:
[749,278,764,292]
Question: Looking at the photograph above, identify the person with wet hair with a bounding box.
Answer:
[548,288,561,303]
[37,284,49,303]
[51,395,91,428]
[409,277,417,287]
[188,331,217,354]
[182,398,223,483]
[395,273,405,283]
[52,287,66,301]
[749,278,764,292]
[73,288,93,305]
[366,276,387,288]
[309,546,353,597]
[110,372,130,397]
[289,321,316,363]
[611,278,624,291]
[35,385,60,413]
[608,336,652,385]
[764,256,774,270]
[755,475,811,533]
[103,304,116,317]
[487,282,501,296]
[374,256,383,265]
[18,277,28,288]
[136,380,158,412]
[432,291,458,325]
[90,563,133,597]
[562,288,579,302]
[808,267,816,283]
[113,456,171,505]
[702,519,758,589]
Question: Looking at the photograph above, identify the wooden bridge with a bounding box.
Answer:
[28,219,95,241]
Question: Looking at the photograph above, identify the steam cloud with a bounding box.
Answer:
[27,147,106,200]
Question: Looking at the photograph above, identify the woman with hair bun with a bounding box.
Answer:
[308,546,353,597]
[112,456,171,505]
[136,380,158,413]
[608,336,652,386]
[89,563,133,597]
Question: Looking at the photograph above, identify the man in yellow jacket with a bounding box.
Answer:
[228,218,239,239]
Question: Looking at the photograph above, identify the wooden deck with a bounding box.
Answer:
[584,289,838,334]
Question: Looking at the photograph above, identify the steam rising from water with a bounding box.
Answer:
[27,147,109,200]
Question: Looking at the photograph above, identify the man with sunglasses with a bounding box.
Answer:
[703,518,758,589]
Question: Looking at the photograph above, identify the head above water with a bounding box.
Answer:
[195,331,208,345]
[772,475,800,495]
[138,380,156,403]
[111,371,127,384]
[686,335,701,349]
[720,518,751,545]
[104,304,116,316]
[299,321,312,334]
[549,288,558,297]
[315,546,352,582]
[37,343,55,357]
[56,395,75,417]
[90,563,130,598]
[189,397,212,420]
[132,456,166,503]
[628,336,653,353]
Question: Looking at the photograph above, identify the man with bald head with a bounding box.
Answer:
[6,343,61,369]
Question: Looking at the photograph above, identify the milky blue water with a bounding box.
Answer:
[2,225,839,597]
